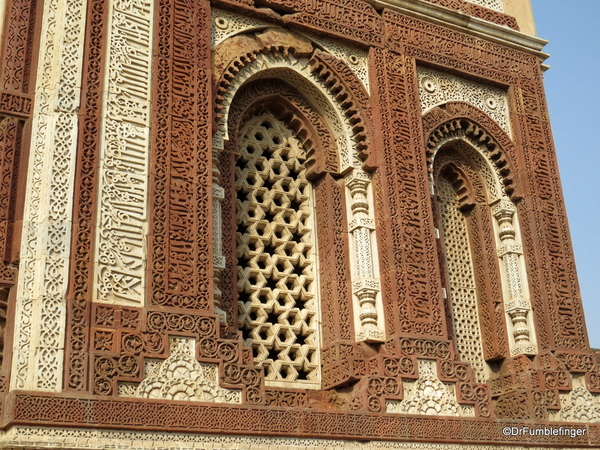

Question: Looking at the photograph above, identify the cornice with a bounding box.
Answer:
[366,0,549,60]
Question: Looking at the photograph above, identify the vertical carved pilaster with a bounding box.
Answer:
[345,169,384,343]
[492,200,537,356]
[93,0,153,305]
[212,143,226,322]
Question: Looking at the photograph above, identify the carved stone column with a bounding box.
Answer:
[345,170,384,343]
[212,144,226,322]
[492,200,537,356]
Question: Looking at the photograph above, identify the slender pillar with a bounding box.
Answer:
[346,170,384,343]
[492,200,537,356]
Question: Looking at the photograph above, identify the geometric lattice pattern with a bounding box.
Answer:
[466,0,503,12]
[438,175,489,383]
[236,112,320,387]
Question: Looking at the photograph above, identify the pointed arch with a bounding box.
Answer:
[423,101,520,201]
[425,104,538,383]
[211,29,384,388]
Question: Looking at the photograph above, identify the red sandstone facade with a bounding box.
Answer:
[0,0,596,448]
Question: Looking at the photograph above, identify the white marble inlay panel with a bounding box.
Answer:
[93,0,153,305]
[10,0,87,391]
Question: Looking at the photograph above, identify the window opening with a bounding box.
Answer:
[235,112,320,387]
[438,172,489,383]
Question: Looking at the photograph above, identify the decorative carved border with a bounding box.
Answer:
[0,0,39,392]
[66,0,109,392]
[148,0,213,311]
[256,0,384,46]
[5,394,600,446]
[10,0,87,392]
[372,48,446,338]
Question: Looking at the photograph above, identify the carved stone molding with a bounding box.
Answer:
[2,425,598,450]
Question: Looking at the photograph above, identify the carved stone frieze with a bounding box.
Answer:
[2,425,598,450]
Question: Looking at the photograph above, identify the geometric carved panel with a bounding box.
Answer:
[236,112,320,388]
[438,174,489,383]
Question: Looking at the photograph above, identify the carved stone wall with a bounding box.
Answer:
[1,0,599,447]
